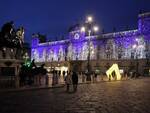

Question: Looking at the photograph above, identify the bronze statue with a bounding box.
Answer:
[0,21,24,48]
[0,21,15,47]
[15,26,25,48]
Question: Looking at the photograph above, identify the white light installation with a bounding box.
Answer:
[106,64,122,81]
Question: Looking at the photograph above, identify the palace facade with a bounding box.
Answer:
[31,12,150,75]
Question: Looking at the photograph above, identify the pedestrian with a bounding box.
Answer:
[52,70,55,86]
[72,71,78,92]
[92,72,95,82]
[55,71,59,84]
[63,71,66,81]
[123,71,128,80]
[65,72,72,92]
[94,72,97,82]
[82,72,86,83]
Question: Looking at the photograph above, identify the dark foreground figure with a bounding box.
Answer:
[72,71,78,92]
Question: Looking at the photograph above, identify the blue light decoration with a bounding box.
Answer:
[31,12,150,63]
[138,12,150,34]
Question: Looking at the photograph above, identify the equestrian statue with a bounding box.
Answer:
[0,21,25,59]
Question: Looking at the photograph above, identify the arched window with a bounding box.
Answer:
[67,44,73,60]
[58,46,64,61]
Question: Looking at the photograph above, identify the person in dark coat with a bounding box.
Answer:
[72,71,78,92]
[65,71,72,92]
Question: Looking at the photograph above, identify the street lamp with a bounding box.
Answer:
[87,16,93,23]
[93,26,99,32]
[81,16,99,81]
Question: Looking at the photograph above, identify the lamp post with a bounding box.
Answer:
[81,16,99,81]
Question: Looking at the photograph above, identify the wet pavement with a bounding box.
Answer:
[0,78,150,113]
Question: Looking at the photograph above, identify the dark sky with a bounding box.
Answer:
[0,0,150,43]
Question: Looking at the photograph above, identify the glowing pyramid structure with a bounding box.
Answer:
[106,64,121,80]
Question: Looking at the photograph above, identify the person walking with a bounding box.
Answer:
[82,72,86,83]
[65,72,72,92]
[52,70,55,86]
[72,71,78,92]
[93,72,97,82]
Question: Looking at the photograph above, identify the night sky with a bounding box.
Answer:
[0,0,150,44]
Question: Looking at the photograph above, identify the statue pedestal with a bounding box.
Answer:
[0,47,23,88]
[0,59,23,88]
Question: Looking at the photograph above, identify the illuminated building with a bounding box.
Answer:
[31,12,150,76]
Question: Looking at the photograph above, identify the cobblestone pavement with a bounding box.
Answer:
[0,78,150,113]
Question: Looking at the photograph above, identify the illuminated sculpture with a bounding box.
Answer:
[106,64,121,81]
